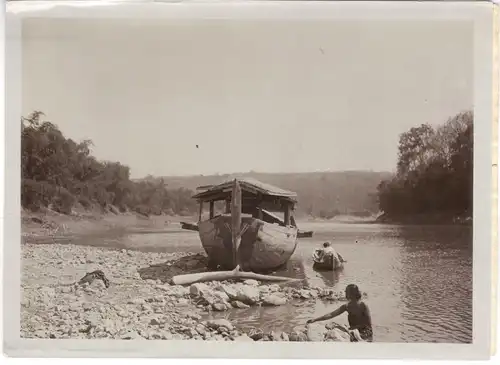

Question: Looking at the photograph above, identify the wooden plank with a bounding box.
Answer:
[284,203,291,226]
[231,179,242,267]
[198,202,203,222]
[209,201,215,219]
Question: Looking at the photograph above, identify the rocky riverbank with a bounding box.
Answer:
[21,243,359,341]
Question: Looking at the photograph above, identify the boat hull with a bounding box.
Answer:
[198,215,298,272]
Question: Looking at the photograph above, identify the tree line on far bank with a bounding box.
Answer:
[20,111,388,219]
[23,109,471,223]
[21,111,198,216]
[376,110,473,224]
[155,171,388,219]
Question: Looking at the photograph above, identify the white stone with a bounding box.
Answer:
[243,279,259,286]
[262,294,287,306]
[235,286,260,304]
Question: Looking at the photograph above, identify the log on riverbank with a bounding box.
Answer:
[170,268,301,286]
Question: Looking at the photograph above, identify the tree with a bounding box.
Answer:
[396,124,435,177]
[377,110,473,223]
[21,111,200,216]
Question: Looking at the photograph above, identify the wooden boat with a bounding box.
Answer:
[189,178,301,272]
[181,221,313,238]
[181,207,314,238]
[312,249,336,271]
[298,230,313,238]
[312,248,345,271]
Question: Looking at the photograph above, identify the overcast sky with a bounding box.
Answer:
[22,18,473,178]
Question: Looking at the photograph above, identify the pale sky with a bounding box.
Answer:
[22,19,473,178]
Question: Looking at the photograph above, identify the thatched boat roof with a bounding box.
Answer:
[192,177,297,203]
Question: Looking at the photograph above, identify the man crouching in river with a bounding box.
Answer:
[307,284,373,342]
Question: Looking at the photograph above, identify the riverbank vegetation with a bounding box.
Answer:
[376,110,473,224]
[21,111,386,220]
[150,171,388,219]
[21,110,473,225]
[21,111,198,217]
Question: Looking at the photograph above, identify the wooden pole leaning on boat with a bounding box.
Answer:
[170,179,298,286]
[231,178,242,271]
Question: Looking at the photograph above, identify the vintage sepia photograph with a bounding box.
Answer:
[3,0,496,360]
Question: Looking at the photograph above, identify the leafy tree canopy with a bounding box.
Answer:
[377,110,473,222]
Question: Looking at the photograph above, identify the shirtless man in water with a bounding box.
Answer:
[307,284,373,342]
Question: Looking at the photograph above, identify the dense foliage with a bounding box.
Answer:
[21,111,390,219]
[376,111,473,223]
[21,111,198,216]
[155,171,389,218]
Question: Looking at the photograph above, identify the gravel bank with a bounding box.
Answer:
[21,243,357,341]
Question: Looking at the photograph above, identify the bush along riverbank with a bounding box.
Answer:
[21,243,362,341]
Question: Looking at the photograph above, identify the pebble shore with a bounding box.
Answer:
[21,243,358,341]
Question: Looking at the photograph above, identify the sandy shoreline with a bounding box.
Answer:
[21,209,188,242]
[21,213,355,342]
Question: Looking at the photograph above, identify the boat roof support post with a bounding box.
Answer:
[209,201,215,219]
[284,201,291,226]
[198,201,203,222]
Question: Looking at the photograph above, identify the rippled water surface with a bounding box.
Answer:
[70,221,473,343]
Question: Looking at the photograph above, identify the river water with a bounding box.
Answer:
[63,221,473,343]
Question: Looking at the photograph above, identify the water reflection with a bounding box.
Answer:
[396,225,472,343]
[206,222,472,343]
[314,267,344,287]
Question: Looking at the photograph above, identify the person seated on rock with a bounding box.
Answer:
[306,284,373,342]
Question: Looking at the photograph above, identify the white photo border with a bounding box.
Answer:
[3,0,496,360]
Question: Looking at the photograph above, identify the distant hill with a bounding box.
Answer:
[140,171,392,218]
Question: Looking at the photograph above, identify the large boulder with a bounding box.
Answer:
[235,286,260,305]
[306,323,328,342]
[262,294,287,306]
[325,328,351,342]
[190,283,231,310]
[189,283,210,296]
[217,284,238,300]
